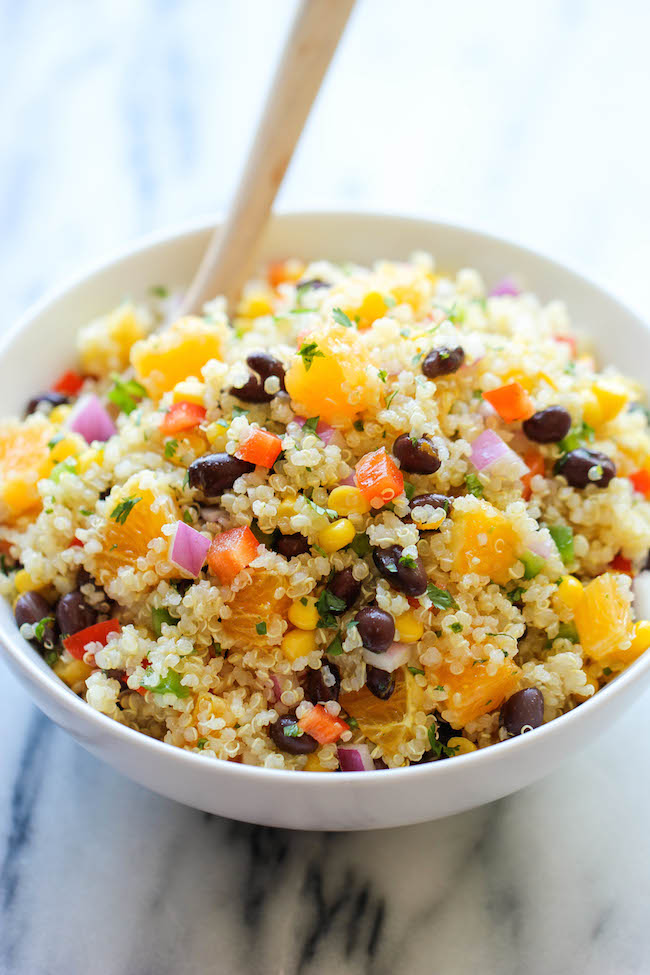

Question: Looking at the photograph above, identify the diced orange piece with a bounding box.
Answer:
[298,704,349,744]
[235,428,282,468]
[52,370,84,396]
[339,669,425,761]
[207,525,259,585]
[131,317,225,399]
[220,571,291,649]
[64,619,121,660]
[355,448,404,509]
[267,259,305,289]
[521,449,545,501]
[450,499,519,585]
[159,401,206,437]
[356,292,388,330]
[483,382,535,422]
[574,572,634,666]
[629,469,650,498]
[0,418,54,520]
[427,659,521,728]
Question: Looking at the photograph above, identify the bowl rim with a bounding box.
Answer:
[2,208,649,787]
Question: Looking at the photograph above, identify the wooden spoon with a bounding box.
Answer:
[181,0,355,316]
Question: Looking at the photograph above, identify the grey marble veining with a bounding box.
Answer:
[1,1,650,973]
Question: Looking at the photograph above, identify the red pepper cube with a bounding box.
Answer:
[521,449,545,501]
[483,382,535,423]
[298,703,349,744]
[207,525,260,585]
[235,428,282,468]
[629,469,650,499]
[52,370,84,397]
[63,619,122,660]
[355,447,404,508]
[159,401,206,437]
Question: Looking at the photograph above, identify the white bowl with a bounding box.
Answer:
[2,212,649,831]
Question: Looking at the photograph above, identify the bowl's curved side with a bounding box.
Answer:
[1,211,649,830]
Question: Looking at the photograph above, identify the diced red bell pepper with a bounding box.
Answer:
[159,401,206,437]
[63,619,122,660]
[629,469,650,499]
[235,428,283,468]
[355,448,404,508]
[521,449,545,501]
[610,553,633,575]
[207,525,260,585]
[483,382,535,423]
[298,704,349,744]
[553,335,577,358]
[52,369,84,397]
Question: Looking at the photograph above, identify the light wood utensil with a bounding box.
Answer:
[181,0,355,316]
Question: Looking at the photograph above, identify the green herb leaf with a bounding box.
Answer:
[350,532,370,557]
[408,666,425,676]
[449,621,463,633]
[298,340,326,371]
[548,523,574,565]
[332,307,354,329]
[305,497,337,521]
[110,495,142,525]
[108,375,147,415]
[316,589,347,628]
[558,421,595,454]
[312,543,327,557]
[353,419,364,432]
[196,737,208,750]
[256,621,267,635]
[283,722,303,738]
[603,667,612,676]
[80,508,93,517]
[141,668,189,698]
[426,583,458,611]
[557,621,579,643]
[302,416,321,438]
[385,391,398,409]
[151,607,179,638]
[164,439,178,459]
[346,715,359,729]
[51,459,77,483]
[505,586,525,604]
[33,616,54,642]
[399,554,417,569]
[326,634,343,656]
[403,481,415,500]
[377,369,387,383]
[183,509,195,525]
[427,724,460,758]
[465,473,483,498]
[150,285,169,298]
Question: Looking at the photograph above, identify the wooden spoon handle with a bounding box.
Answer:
[181,0,355,316]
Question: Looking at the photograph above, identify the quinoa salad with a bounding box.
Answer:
[2,253,650,772]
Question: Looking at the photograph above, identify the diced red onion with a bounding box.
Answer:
[68,394,117,443]
[489,277,520,297]
[270,673,282,703]
[337,744,375,772]
[341,471,356,486]
[524,530,556,560]
[470,430,528,478]
[633,572,650,619]
[170,521,211,577]
[362,641,410,673]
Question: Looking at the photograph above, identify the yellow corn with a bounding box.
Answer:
[395,610,424,644]
[172,380,206,406]
[582,381,628,427]
[205,421,229,450]
[328,485,370,516]
[49,405,72,425]
[49,436,81,463]
[239,293,274,319]
[288,596,319,631]
[14,569,38,594]
[277,499,296,518]
[555,575,584,611]
[304,752,332,772]
[281,628,317,662]
[53,657,94,689]
[357,291,388,329]
[318,518,356,553]
[448,736,477,755]
[77,448,104,474]
[630,620,650,659]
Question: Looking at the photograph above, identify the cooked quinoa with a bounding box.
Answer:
[2,254,650,771]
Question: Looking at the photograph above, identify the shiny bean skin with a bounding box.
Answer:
[275,533,310,558]
[230,352,286,403]
[269,714,318,754]
[14,592,58,648]
[366,665,396,699]
[304,661,341,704]
[501,688,544,735]
[25,391,70,417]
[295,278,330,290]
[522,406,571,444]
[327,567,361,611]
[421,346,465,379]
[56,591,97,636]
[355,606,395,652]
[188,453,255,496]
[373,544,428,596]
[555,448,616,489]
[393,434,441,474]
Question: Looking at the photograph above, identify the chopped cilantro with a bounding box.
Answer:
[182,509,195,525]
[385,391,398,408]
[332,307,354,328]
[80,508,93,517]
[256,621,267,635]
[182,470,190,489]
[196,738,208,750]
[141,668,189,698]
[298,340,325,371]
[108,374,147,415]
[465,473,483,498]
[426,583,458,610]
[399,554,417,569]
[403,481,415,500]
[110,495,142,525]
[377,369,387,383]
[472,389,483,400]
[51,459,77,483]
[557,622,579,643]
[305,497,337,520]
[283,722,303,738]
[558,421,595,454]
[346,716,359,729]
[427,724,460,758]
[44,648,59,666]
[149,285,169,298]
[326,634,343,656]
[505,586,525,604]
[316,589,347,627]
[435,684,445,692]
[164,439,178,459]
[346,619,359,630]
[408,666,425,676]
[312,543,328,557]
[302,416,321,438]
[353,419,364,432]
[33,616,54,642]
[603,667,612,676]
[449,622,463,633]
[350,532,370,557]
[151,607,179,638]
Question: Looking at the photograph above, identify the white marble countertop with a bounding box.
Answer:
[2,1,650,972]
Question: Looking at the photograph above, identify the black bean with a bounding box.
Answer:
[644,551,650,572]
[327,567,361,611]
[304,661,341,704]
[275,533,310,558]
[14,592,58,649]
[432,714,455,746]
[56,591,97,636]
[296,278,330,290]
[355,606,395,652]
[230,352,286,403]
[25,391,70,417]
[501,688,544,735]
[366,665,396,699]
[269,714,318,754]
[555,448,616,489]
[421,346,465,379]
[523,406,572,444]
[409,493,452,529]
[393,434,441,474]
[373,757,389,769]
[373,544,428,596]
[188,453,255,496]
[76,567,95,589]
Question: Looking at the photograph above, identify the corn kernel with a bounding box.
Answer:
[288,596,319,630]
[172,380,206,406]
[328,485,370,516]
[318,518,356,553]
[49,436,82,463]
[395,610,424,644]
[448,736,477,755]
[357,291,388,329]
[53,657,94,689]
[14,569,39,594]
[277,499,296,518]
[304,752,332,772]
[630,620,650,659]
[77,448,103,474]
[49,405,72,425]
[281,628,317,662]
[555,575,584,612]
[239,293,274,319]
[205,421,229,449]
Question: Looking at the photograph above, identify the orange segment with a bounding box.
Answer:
[339,668,425,762]
[0,418,54,521]
[427,659,521,728]
[221,570,291,649]
[450,499,519,585]
[574,572,634,666]
[131,316,225,399]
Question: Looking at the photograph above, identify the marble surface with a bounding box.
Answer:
[1,1,650,972]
